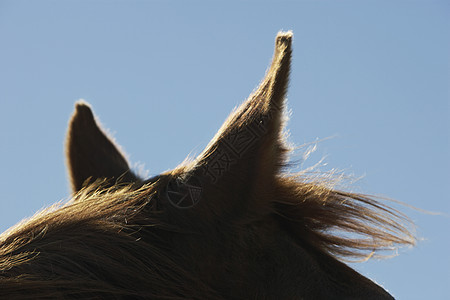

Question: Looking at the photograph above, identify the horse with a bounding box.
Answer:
[0,31,415,299]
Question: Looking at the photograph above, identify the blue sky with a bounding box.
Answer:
[0,1,448,298]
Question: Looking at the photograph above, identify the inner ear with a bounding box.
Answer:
[65,101,139,193]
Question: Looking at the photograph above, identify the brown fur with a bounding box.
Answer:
[0,32,415,299]
[65,100,139,192]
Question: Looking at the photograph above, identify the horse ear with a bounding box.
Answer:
[183,32,292,216]
[65,101,138,193]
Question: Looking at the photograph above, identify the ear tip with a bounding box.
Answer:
[75,99,92,111]
[276,31,293,46]
[73,100,95,120]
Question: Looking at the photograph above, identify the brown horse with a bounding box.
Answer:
[0,32,414,299]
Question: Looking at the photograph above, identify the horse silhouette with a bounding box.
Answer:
[0,32,414,299]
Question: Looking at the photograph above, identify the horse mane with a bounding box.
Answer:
[273,170,415,260]
[0,178,223,299]
[0,162,415,298]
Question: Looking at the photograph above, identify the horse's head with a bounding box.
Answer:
[0,32,414,299]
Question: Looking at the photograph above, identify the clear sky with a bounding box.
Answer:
[0,1,448,298]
